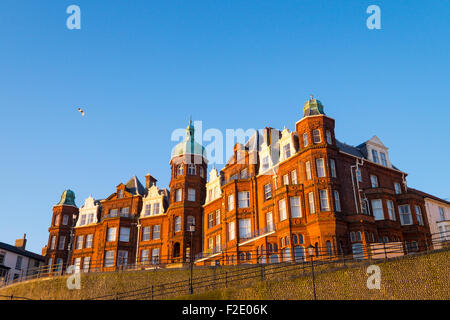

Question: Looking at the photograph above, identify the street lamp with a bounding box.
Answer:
[307,245,317,300]
[189,223,195,294]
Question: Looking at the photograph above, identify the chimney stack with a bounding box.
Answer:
[145,174,157,189]
[15,234,27,250]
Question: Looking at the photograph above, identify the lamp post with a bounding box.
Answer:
[307,245,317,300]
[189,223,195,294]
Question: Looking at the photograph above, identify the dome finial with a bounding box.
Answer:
[303,95,325,117]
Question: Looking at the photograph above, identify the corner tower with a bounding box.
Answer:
[167,119,208,263]
[45,190,79,273]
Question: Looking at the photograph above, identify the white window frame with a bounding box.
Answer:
[329,159,337,178]
[174,216,181,232]
[238,191,250,208]
[290,197,302,218]
[303,133,308,147]
[239,219,251,239]
[153,225,161,240]
[370,175,379,188]
[319,189,329,211]
[308,192,315,214]
[119,227,130,242]
[334,190,341,212]
[414,205,424,226]
[264,184,272,200]
[228,194,235,211]
[312,129,321,144]
[387,200,396,221]
[188,188,196,202]
[142,226,151,241]
[316,158,326,178]
[283,174,289,185]
[278,199,287,221]
[399,205,413,225]
[326,130,332,144]
[228,221,235,241]
[291,170,298,184]
[305,161,312,180]
[175,189,182,202]
[371,199,384,220]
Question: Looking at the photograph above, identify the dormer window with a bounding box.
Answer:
[313,130,321,144]
[153,202,160,215]
[380,152,387,166]
[62,215,69,225]
[117,190,124,199]
[177,165,184,176]
[326,130,332,144]
[188,164,196,175]
[371,150,379,164]
[394,182,402,194]
[370,175,379,188]
[240,168,248,179]
[262,156,269,171]
[283,144,291,159]
[144,204,151,216]
[303,133,308,147]
[199,167,204,178]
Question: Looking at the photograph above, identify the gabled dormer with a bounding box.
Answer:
[358,135,392,168]
[278,127,299,162]
[140,183,169,217]
[258,127,281,174]
[205,167,222,204]
[76,195,100,227]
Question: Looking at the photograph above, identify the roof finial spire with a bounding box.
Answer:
[310,94,314,100]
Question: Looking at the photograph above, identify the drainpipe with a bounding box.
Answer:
[136,221,141,265]
[350,158,365,214]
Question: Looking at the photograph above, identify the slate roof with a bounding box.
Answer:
[408,188,450,205]
[0,242,45,261]
[336,139,365,158]
[125,176,146,196]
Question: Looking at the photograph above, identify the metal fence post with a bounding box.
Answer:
[260,264,265,281]
[151,285,154,300]
[383,241,387,260]
[225,271,228,288]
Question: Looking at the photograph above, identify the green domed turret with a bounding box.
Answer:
[171,119,207,159]
[56,189,76,206]
[303,95,325,117]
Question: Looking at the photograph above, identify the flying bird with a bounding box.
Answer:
[78,107,85,116]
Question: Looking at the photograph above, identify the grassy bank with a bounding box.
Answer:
[176,250,450,300]
[1,250,448,300]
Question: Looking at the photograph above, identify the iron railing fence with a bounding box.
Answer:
[88,233,450,300]
[1,230,448,290]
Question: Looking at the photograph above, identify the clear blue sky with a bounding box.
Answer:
[0,1,449,254]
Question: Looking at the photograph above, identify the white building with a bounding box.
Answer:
[0,235,45,285]
[411,188,450,248]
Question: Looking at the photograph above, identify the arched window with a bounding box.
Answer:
[285,236,289,246]
[177,165,184,176]
[173,242,180,257]
[350,232,356,242]
[314,242,319,256]
[292,234,298,245]
[188,164,196,175]
[268,243,273,253]
[294,246,305,262]
[356,231,362,241]
[364,231,369,242]
[280,237,285,247]
[246,252,252,261]
[269,254,279,264]
[273,243,278,252]
[174,216,181,232]
[261,244,265,255]
[239,252,245,262]
[299,234,304,244]
[326,241,333,257]
[283,248,291,262]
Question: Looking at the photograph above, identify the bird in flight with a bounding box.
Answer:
[78,107,85,116]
